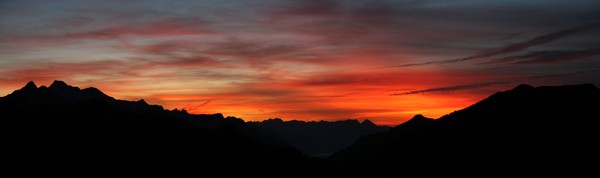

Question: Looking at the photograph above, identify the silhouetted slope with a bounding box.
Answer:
[248,119,389,156]
[331,84,600,176]
[332,114,433,160]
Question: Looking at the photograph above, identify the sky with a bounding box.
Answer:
[1,0,599,125]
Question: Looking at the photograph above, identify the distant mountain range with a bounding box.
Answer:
[2,81,598,176]
[248,118,389,157]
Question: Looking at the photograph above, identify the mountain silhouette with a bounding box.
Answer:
[248,118,389,156]
[331,83,600,176]
[330,114,433,160]
[1,81,391,165]
[1,81,304,168]
[3,81,599,177]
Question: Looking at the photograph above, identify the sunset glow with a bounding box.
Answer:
[1,0,599,125]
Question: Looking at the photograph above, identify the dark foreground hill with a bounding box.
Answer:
[331,84,600,176]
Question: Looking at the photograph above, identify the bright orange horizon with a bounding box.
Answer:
[1,1,599,126]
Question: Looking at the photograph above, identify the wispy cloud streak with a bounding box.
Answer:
[389,23,600,67]
[391,82,505,95]
[392,69,600,95]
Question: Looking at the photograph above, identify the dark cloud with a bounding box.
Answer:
[203,39,306,60]
[197,99,212,107]
[389,23,600,67]
[300,75,367,86]
[120,37,308,69]
[62,18,215,39]
[266,0,412,44]
[277,0,339,17]
[295,71,431,87]
[323,93,360,98]
[484,48,600,65]
[501,32,523,40]
[524,69,600,80]
[140,56,225,69]
[391,82,505,95]
[392,69,600,96]
[234,86,300,98]
[0,60,128,84]
[514,48,600,64]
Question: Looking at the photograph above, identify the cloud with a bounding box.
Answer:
[524,69,600,80]
[299,75,369,86]
[263,0,412,45]
[0,60,130,89]
[392,69,600,96]
[391,82,506,95]
[389,23,600,67]
[197,99,212,107]
[201,38,307,63]
[513,48,600,64]
[293,71,446,88]
[0,10,214,46]
[482,48,600,65]
[277,0,339,17]
[132,56,226,70]
[62,18,215,40]
[116,38,314,72]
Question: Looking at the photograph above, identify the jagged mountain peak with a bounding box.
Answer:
[513,84,535,91]
[361,119,374,124]
[409,114,429,121]
[23,81,37,90]
[49,80,80,92]
[49,80,69,88]
[361,119,376,127]
[9,81,38,96]
[399,114,434,126]
[3,81,117,110]
[137,99,148,105]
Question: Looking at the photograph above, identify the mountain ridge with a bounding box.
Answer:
[1,80,389,157]
[330,83,600,176]
[2,81,307,167]
[248,118,389,156]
